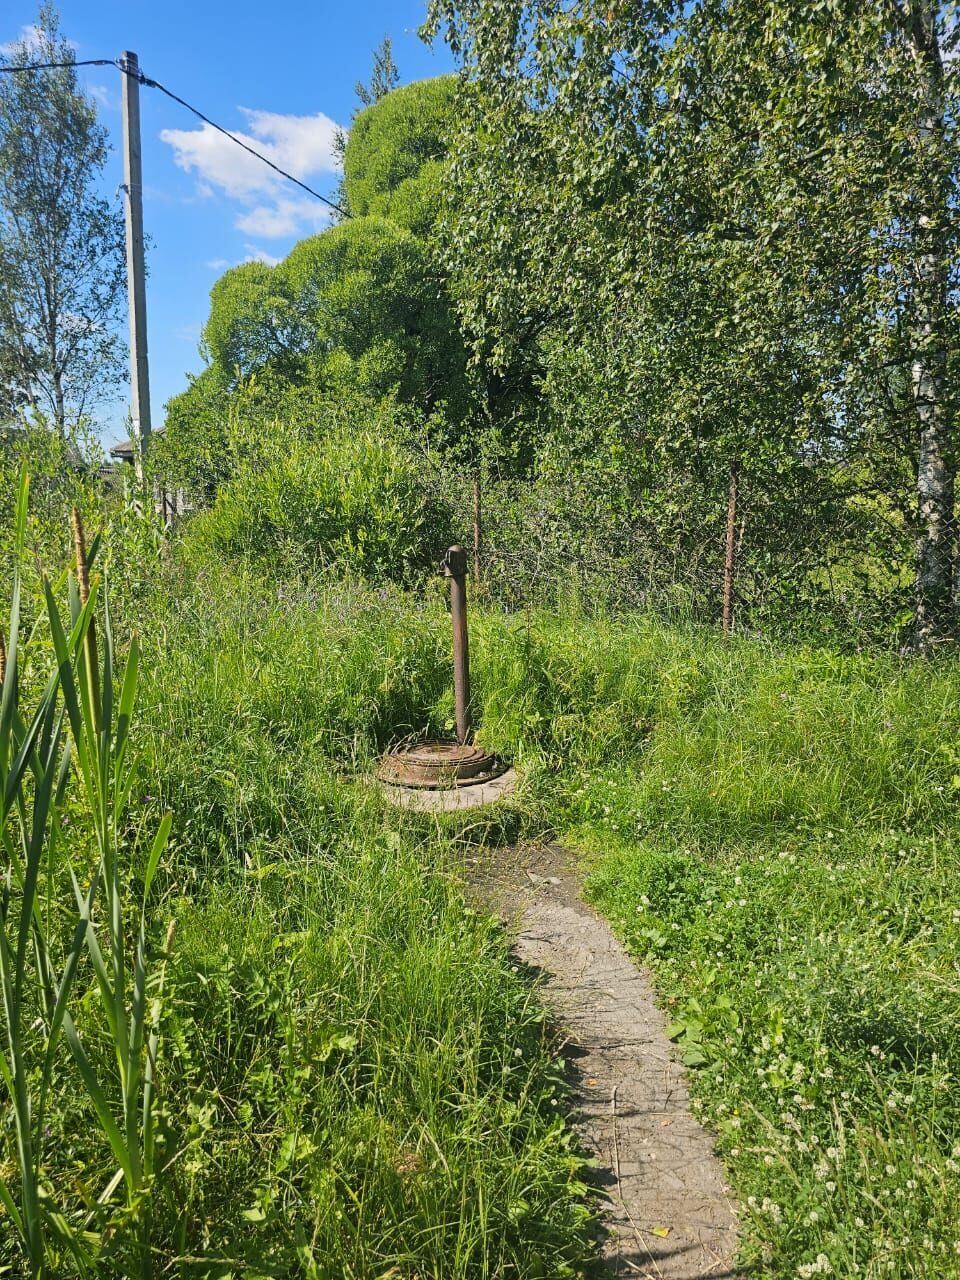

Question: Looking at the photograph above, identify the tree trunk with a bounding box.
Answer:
[914,319,953,649]
[52,373,66,437]
[907,7,955,651]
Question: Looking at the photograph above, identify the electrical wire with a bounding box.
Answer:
[0,55,348,218]
[136,70,348,217]
[0,58,117,72]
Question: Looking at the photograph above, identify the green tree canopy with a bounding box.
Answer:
[203,261,300,385]
[426,0,960,646]
[166,74,474,498]
[343,76,458,235]
[0,4,125,431]
[196,217,468,415]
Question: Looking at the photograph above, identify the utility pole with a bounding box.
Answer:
[120,50,151,480]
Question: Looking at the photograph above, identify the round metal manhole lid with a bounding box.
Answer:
[378,740,505,789]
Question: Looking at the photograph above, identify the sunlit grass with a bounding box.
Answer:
[5,509,958,1277]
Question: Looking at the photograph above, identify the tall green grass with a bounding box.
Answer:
[38,557,597,1276]
[0,480,172,1277]
[460,607,960,1278]
[8,485,957,1278]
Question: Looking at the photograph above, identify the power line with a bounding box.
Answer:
[0,55,348,218]
[0,58,117,73]
[136,70,348,217]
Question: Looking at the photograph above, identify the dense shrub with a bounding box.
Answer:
[184,423,453,581]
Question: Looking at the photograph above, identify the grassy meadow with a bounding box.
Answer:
[468,614,960,1278]
[2,509,959,1277]
[144,564,960,1277]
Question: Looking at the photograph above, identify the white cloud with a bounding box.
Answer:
[242,245,282,267]
[1,23,77,56]
[161,107,340,190]
[89,82,118,112]
[236,197,332,239]
[160,107,341,242]
[206,258,231,271]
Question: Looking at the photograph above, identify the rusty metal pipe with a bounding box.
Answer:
[442,545,471,744]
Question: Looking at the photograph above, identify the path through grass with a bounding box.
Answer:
[466,611,960,1278]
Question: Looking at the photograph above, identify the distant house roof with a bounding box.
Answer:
[109,426,164,462]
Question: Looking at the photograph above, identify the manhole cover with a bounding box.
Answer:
[378,740,505,790]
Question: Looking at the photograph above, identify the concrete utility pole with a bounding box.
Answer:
[120,50,151,479]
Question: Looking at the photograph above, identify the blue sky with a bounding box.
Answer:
[1,1,454,447]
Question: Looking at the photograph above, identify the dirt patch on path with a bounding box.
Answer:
[467,843,739,1280]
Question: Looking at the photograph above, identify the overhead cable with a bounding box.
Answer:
[0,55,348,217]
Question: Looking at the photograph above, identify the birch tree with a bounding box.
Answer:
[426,0,960,647]
[0,5,125,432]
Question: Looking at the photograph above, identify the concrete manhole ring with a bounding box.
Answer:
[378,739,507,790]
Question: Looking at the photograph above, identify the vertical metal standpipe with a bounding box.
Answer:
[442,545,471,745]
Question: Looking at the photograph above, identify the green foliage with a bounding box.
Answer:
[459,604,960,1276]
[7,442,960,1274]
[187,418,452,580]
[283,216,467,413]
[158,366,241,503]
[0,475,171,1277]
[137,562,960,1274]
[0,484,599,1275]
[587,826,960,1277]
[343,77,458,235]
[178,214,471,467]
[114,562,595,1275]
[0,4,125,428]
[425,0,960,645]
[354,34,400,107]
[425,424,910,643]
[0,417,104,603]
[202,260,302,386]
[170,74,474,505]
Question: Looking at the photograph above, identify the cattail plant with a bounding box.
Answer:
[0,471,172,1277]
